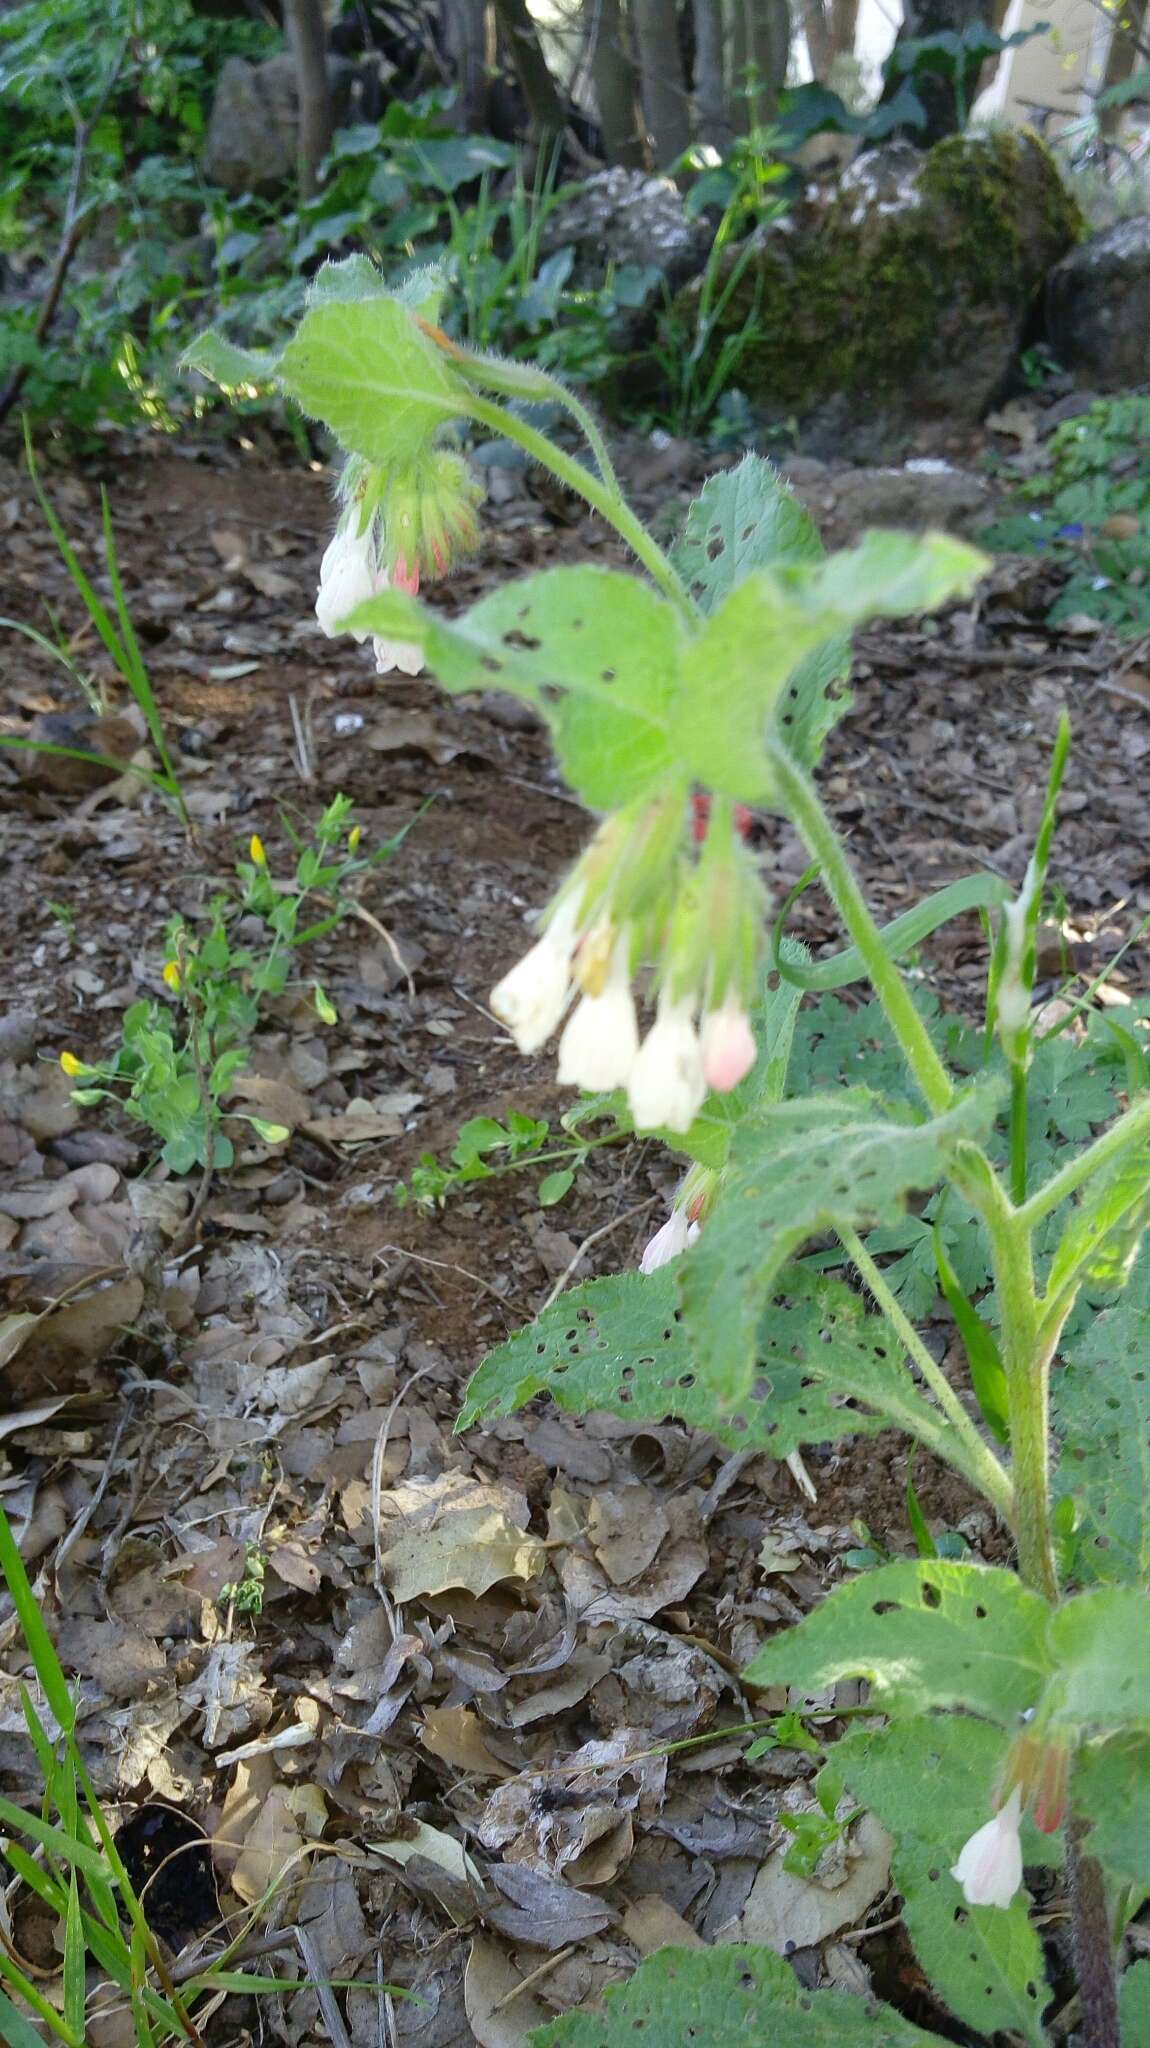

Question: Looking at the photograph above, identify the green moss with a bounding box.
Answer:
[682,131,1086,422]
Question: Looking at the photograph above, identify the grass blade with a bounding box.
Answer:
[0,1509,75,1734]
[0,1951,79,2045]
[63,1874,85,2038]
[98,490,187,824]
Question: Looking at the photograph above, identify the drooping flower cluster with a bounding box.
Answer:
[314,450,481,677]
[491,792,767,1132]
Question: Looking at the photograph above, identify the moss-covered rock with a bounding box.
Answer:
[676,131,1085,438]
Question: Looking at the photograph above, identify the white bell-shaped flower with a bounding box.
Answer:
[627,996,706,1134]
[950,1788,1024,1910]
[557,946,639,1092]
[316,523,384,642]
[639,1208,700,1273]
[373,631,424,677]
[491,900,581,1055]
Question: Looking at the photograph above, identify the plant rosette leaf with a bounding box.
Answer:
[528,1941,951,2046]
[459,1258,957,1465]
[349,531,987,807]
[678,1080,1002,1407]
[833,1718,1055,2047]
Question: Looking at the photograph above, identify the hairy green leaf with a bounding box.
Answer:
[180,329,279,389]
[679,1082,1001,1405]
[834,1718,1053,2048]
[458,1261,950,1461]
[1047,1586,1150,1735]
[350,565,683,809]
[743,1560,1051,1722]
[1075,1734,1150,1887]
[1119,1958,1150,2041]
[671,454,824,611]
[278,296,464,467]
[529,1941,950,2046]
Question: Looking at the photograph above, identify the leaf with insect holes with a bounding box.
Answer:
[351,565,684,809]
[1054,1249,1150,1586]
[351,533,986,808]
[833,1718,1054,2048]
[458,1260,957,1465]
[671,454,825,610]
[528,1941,951,2046]
[278,296,466,468]
[678,1080,1002,1407]
[742,1560,1051,1722]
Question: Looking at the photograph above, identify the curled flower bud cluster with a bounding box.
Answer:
[490,794,767,1132]
[314,452,481,678]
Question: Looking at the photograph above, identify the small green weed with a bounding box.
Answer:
[396,1105,623,1209]
[983,394,1150,633]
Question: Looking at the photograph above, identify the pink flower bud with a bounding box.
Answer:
[701,1001,757,1092]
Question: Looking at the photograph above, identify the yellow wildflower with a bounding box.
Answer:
[249,834,266,867]
[348,824,362,854]
[59,1051,90,1078]
[162,960,182,992]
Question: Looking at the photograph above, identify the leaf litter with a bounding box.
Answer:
[0,410,1147,2042]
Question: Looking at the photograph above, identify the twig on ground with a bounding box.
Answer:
[538,1197,658,1312]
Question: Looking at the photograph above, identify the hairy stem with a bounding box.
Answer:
[766,745,955,1114]
[990,1205,1059,1602]
[1010,1062,1028,1205]
[461,391,698,623]
[838,1226,1013,1518]
[1068,1819,1122,2048]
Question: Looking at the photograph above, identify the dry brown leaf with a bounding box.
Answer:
[621,1894,705,1954]
[230,1779,326,1904]
[421,1704,517,1779]
[378,1472,545,1603]
[464,1935,559,2045]
[721,1810,893,1951]
[587,1486,670,1585]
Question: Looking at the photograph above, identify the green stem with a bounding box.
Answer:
[766,744,955,1115]
[452,347,625,505]
[460,391,698,624]
[838,1226,1013,1518]
[1017,1089,1150,1231]
[1010,1062,1028,1205]
[988,1201,1060,1603]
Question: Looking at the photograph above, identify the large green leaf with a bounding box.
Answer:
[278,296,465,467]
[1119,1958,1150,2044]
[1045,1129,1150,1302]
[678,1082,1001,1406]
[742,1561,1051,1723]
[1047,1586,1150,1735]
[529,1943,950,2046]
[1075,1734,1150,1887]
[835,1718,1053,2048]
[458,1261,951,1462]
[351,565,683,810]
[1054,1252,1150,1587]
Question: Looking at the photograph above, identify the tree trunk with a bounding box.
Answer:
[284,0,333,201]
[694,0,732,142]
[492,0,568,137]
[442,0,492,130]
[633,0,692,165]
[1100,0,1150,134]
[830,0,858,61]
[588,0,646,164]
[728,0,751,131]
[742,0,790,123]
[879,0,988,140]
[802,0,834,82]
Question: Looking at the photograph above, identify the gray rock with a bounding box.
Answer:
[1046,216,1150,391]
[203,52,352,196]
[674,131,1084,449]
[787,459,994,547]
[541,167,710,289]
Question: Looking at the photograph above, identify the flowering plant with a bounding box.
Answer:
[191,260,1150,2048]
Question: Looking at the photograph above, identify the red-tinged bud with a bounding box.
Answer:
[1032,1739,1070,1834]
